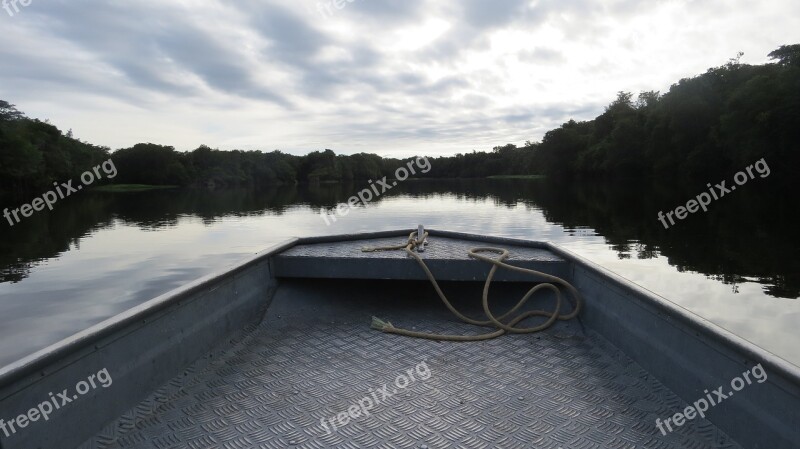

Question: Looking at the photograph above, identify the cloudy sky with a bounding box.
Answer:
[1,0,798,157]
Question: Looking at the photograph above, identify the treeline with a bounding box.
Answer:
[422,44,800,181]
[529,45,800,181]
[1,44,798,193]
[0,101,111,194]
[109,145,411,188]
[0,101,418,191]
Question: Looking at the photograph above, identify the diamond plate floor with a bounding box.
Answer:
[278,236,565,262]
[89,279,741,449]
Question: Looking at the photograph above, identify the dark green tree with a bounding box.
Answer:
[768,44,800,67]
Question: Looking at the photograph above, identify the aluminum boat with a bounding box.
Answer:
[0,228,797,449]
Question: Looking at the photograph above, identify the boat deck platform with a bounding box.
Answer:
[273,235,570,282]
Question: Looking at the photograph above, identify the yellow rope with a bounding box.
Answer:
[363,232,583,341]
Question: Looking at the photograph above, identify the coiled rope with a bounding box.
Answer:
[363,231,583,341]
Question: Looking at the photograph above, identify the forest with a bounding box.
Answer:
[1,44,798,195]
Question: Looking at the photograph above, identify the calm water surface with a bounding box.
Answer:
[1,179,798,368]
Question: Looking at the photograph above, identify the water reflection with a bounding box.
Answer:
[0,179,797,368]
[525,179,800,298]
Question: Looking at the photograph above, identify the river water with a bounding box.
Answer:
[1,179,797,368]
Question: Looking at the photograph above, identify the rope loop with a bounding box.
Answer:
[365,232,583,341]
